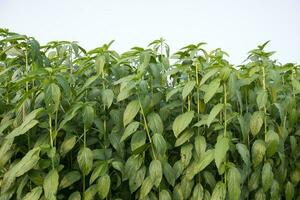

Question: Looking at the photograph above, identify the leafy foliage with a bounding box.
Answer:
[0,29,300,199]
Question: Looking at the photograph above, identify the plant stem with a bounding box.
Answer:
[49,114,54,169]
[138,95,157,160]
[223,83,227,137]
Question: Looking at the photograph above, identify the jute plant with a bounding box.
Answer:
[0,29,299,200]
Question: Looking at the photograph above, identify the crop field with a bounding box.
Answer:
[0,28,299,199]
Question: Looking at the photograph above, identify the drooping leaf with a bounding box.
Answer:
[182,80,196,99]
[59,171,81,189]
[250,111,263,136]
[227,167,241,200]
[211,181,226,200]
[102,89,114,109]
[149,160,162,187]
[77,147,93,175]
[43,169,59,200]
[97,174,110,199]
[215,136,230,171]
[172,111,194,137]
[120,121,140,142]
[147,112,164,134]
[207,103,223,127]
[123,99,140,126]
[204,78,220,103]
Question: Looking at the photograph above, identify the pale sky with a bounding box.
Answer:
[1,0,299,64]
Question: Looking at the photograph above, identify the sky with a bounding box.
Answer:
[0,0,299,65]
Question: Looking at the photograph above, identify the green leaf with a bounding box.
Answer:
[256,90,268,109]
[194,135,206,158]
[285,181,294,200]
[262,162,273,192]
[59,171,81,189]
[251,140,266,167]
[139,176,154,199]
[95,55,105,75]
[200,68,218,86]
[123,99,140,126]
[250,111,263,136]
[191,183,204,200]
[211,181,226,200]
[43,169,59,200]
[60,134,77,156]
[152,133,167,155]
[6,120,38,139]
[129,166,146,193]
[120,121,139,142]
[90,162,108,185]
[265,130,279,157]
[149,160,162,187]
[159,190,172,200]
[207,103,223,127]
[82,105,95,128]
[102,89,114,109]
[163,162,176,186]
[131,131,146,151]
[236,143,251,167]
[204,78,220,103]
[77,147,93,175]
[172,111,194,137]
[182,80,196,99]
[22,186,43,200]
[186,149,215,180]
[97,174,110,199]
[215,136,229,171]
[84,185,97,200]
[147,112,164,134]
[175,130,193,147]
[68,191,81,200]
[166,87,181,102]
[44,83,61,113]
[227,167,241,200]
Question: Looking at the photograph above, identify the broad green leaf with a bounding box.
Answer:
[129,166,146,193]
[22,186,43,200]
[102,89,114,109]
[211,181,226,200]
[43,169,59,200]
[236,143,251,167]
[97,174,110,199]
[44,83,61,113]
[207,103,223,127]
[139,176,154,199]
[262,162,273,192]
[147,112,164,134]
[159,190,172,200]
[194,135,206,158]
[200,68,218,86]
[59,171,81,189]
[149,160,162,187]
[131,131,146,151]
[79,75,98,94]
[215,136,229,171]
[14,147,40,177]
[166,87,181,101]
[123,99,140,126]
[172,111,194,137]
[250,111,263,136]
[270,181,280,199]
[248,167,261,191]
[256,90,268,109]
[120,121,139,142]
[181,144,193,168]
[95,55,105,75]
[175,129,193,147]
[285,181,294,200]
[227,167,241,200]
[84,185,97,200]
[204,78,220,103]
[163,162,176,186]
[60,134,76,156]
[265,130,279,157]
[152,133,167,155]
[251,140,266,167]
[77,147,93,175]
[186,149,215,180]
[82,105,95,128]
[191,183,204,200]
[182,80,196,99]
[6,120,38,139]
[68,191,81,200]
[90,162,108,185]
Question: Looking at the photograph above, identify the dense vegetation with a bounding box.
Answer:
[0,28,299,200]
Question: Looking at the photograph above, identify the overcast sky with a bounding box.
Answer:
[1,0,299,64]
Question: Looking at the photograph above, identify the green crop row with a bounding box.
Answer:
[0,28,299,200]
